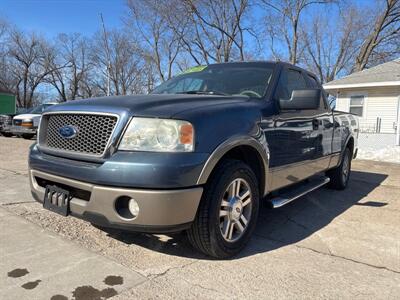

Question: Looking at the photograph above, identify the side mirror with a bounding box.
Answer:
[279,89,320,110]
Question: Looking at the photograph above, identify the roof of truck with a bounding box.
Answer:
[208,61,318,78]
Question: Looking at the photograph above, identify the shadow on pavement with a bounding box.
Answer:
[104,170,388,260]
[355,201,387,207]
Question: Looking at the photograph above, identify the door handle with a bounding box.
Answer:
[312,119,319,130]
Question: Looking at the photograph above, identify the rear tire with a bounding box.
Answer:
[1,132,13,137]
[326,147,352,190]
[187,159,260,258]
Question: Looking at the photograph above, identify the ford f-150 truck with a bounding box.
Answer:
[29,62,358,258]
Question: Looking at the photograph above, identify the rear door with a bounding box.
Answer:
[305,74,334,171]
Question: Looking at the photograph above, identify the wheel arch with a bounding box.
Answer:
[346,136,355,155]
[335,134,355,168]
[197,136,269,197]
[343,135,355,159]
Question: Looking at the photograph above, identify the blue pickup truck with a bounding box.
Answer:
[29,62,358,258]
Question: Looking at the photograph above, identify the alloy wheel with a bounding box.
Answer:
[219,178,252,242]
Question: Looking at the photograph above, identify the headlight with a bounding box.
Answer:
[22,119,33,127]
[119,118,194,152]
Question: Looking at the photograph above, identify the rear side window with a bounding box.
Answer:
[307,75,320,88]
[307,74,329,109]
[276,69,307,100]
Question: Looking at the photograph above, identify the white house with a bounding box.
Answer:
[323,59,400,146]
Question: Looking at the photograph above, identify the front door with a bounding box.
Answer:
[265,67,321,190]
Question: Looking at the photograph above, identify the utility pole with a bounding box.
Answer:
[100,13,111,96]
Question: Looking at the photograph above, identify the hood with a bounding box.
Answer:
[13,113,41,120]
[46,94,250,118]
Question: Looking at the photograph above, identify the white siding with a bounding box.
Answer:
[335,95,350,112]
[335,86,400,133]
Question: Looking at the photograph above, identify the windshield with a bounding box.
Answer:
[17,107,31,114]
[30,104,54,114]
[151,64,275,99]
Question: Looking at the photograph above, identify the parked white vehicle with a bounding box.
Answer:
[11,103,57,139]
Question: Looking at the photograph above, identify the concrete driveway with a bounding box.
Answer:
[0,136,399,299]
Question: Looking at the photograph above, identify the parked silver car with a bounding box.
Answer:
[11,103,57,139]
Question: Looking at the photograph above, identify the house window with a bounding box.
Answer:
[349,95,364,116]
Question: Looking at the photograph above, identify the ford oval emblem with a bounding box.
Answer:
[59,125,78,139]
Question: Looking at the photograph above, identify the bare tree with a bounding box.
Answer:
[46,33,91,101]
[183,0,251,63]
[91,30,145,95]
[7,30,60,107]
[0,19,11,92]
[0,19,7,44]
[1,0,398,106]
[260,0,334,65]
[354,0,400,71]
[77,69,103,99]
[125,0,253,76]
[125,0,183,82]
[302,6,364,82]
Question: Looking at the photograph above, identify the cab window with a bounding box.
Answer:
[275,69,308,101]
[306,74,329,109]
[307,75,320,88]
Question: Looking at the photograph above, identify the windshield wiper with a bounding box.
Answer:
[177,90,229,96]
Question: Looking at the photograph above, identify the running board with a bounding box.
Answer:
[270,176,330,208]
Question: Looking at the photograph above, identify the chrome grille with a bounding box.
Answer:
[0,115,12,125]
[42,113,118,156]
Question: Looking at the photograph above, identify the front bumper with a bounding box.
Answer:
[11,125,36,135]
[29,144,209,189]
[30,169,203,232]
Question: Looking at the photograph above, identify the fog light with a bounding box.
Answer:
[115,196,139,220]
[128,198,140,217]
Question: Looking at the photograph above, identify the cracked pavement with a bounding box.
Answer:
[1,136,400,299]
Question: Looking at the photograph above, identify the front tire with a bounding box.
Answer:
[187,160,260,258]
[326,147,352,190]
[1,132,13,137]
[22,134,35,140]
